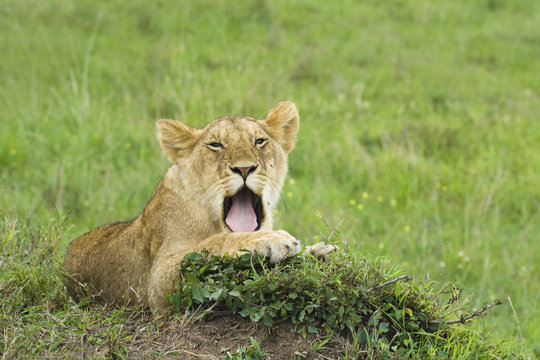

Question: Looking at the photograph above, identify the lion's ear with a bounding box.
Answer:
[261,101,299,153]
[156,119,200,163]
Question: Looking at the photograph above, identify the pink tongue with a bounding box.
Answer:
[225,188,258,232]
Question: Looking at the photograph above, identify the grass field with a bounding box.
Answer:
[1,0,539,357]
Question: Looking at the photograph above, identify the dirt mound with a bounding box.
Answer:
[153,315,346,359]
[78,312,347,359]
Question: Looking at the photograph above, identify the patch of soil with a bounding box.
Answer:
[78,312,349,359]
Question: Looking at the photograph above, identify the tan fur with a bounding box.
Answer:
[64,101,335,316]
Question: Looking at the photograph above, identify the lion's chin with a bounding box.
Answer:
[223,187,263,232]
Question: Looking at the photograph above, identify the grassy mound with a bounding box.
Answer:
[0,217,522,358]
[171,250,514,359]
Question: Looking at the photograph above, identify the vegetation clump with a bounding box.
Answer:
[0,218,521,359]
[170,250,512,359]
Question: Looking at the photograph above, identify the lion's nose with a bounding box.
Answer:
[231,165,257,180]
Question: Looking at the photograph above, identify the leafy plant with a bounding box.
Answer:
[169,250,511,358]
[225,337,270,360]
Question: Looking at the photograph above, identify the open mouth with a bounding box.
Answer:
[224,187,263,232]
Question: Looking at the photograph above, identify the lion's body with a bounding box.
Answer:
[64,102,334,316]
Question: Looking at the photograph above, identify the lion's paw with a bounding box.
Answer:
[251,230,302,264]
[305,242,338,259]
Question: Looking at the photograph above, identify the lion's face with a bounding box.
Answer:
[189,116,289,233]
[157,102,299,233]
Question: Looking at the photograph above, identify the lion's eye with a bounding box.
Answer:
[255,138,266,145]
[208,142,223,149]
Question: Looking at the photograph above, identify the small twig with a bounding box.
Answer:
[201,309,233,322]
[315,211,345,244]
[325,218,346,243]
[448,293,474,315]
[80,331,85,360]
[178,349,218,359]
[366,275,410,293]
[447,287,462,305]
[432,299,503,325]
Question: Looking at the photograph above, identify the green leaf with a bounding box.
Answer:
[183,272,200,285]
[198,265,208,275]
[202,286,210,298]
[209,288,223,301]
[182,252,202,261]
[262,314,273,326]
[355,328,368,345]
[299,309,306,321]
[250,308,264,322]
[191,286,205,303]
[408,321,420,329]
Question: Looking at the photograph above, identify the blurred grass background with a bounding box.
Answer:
[1,0,538,356]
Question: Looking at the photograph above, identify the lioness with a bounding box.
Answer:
[64,101,335,316]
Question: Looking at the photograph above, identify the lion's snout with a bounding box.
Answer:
[230,165,257,181]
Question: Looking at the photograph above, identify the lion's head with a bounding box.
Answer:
[156,101,299,233]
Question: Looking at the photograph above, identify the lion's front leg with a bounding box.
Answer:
[148,250,186,318]
[147,230,302,316]
[197,230,303,264]
[147,231,338,316]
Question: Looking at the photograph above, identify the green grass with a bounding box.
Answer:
[1,0,538,357]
